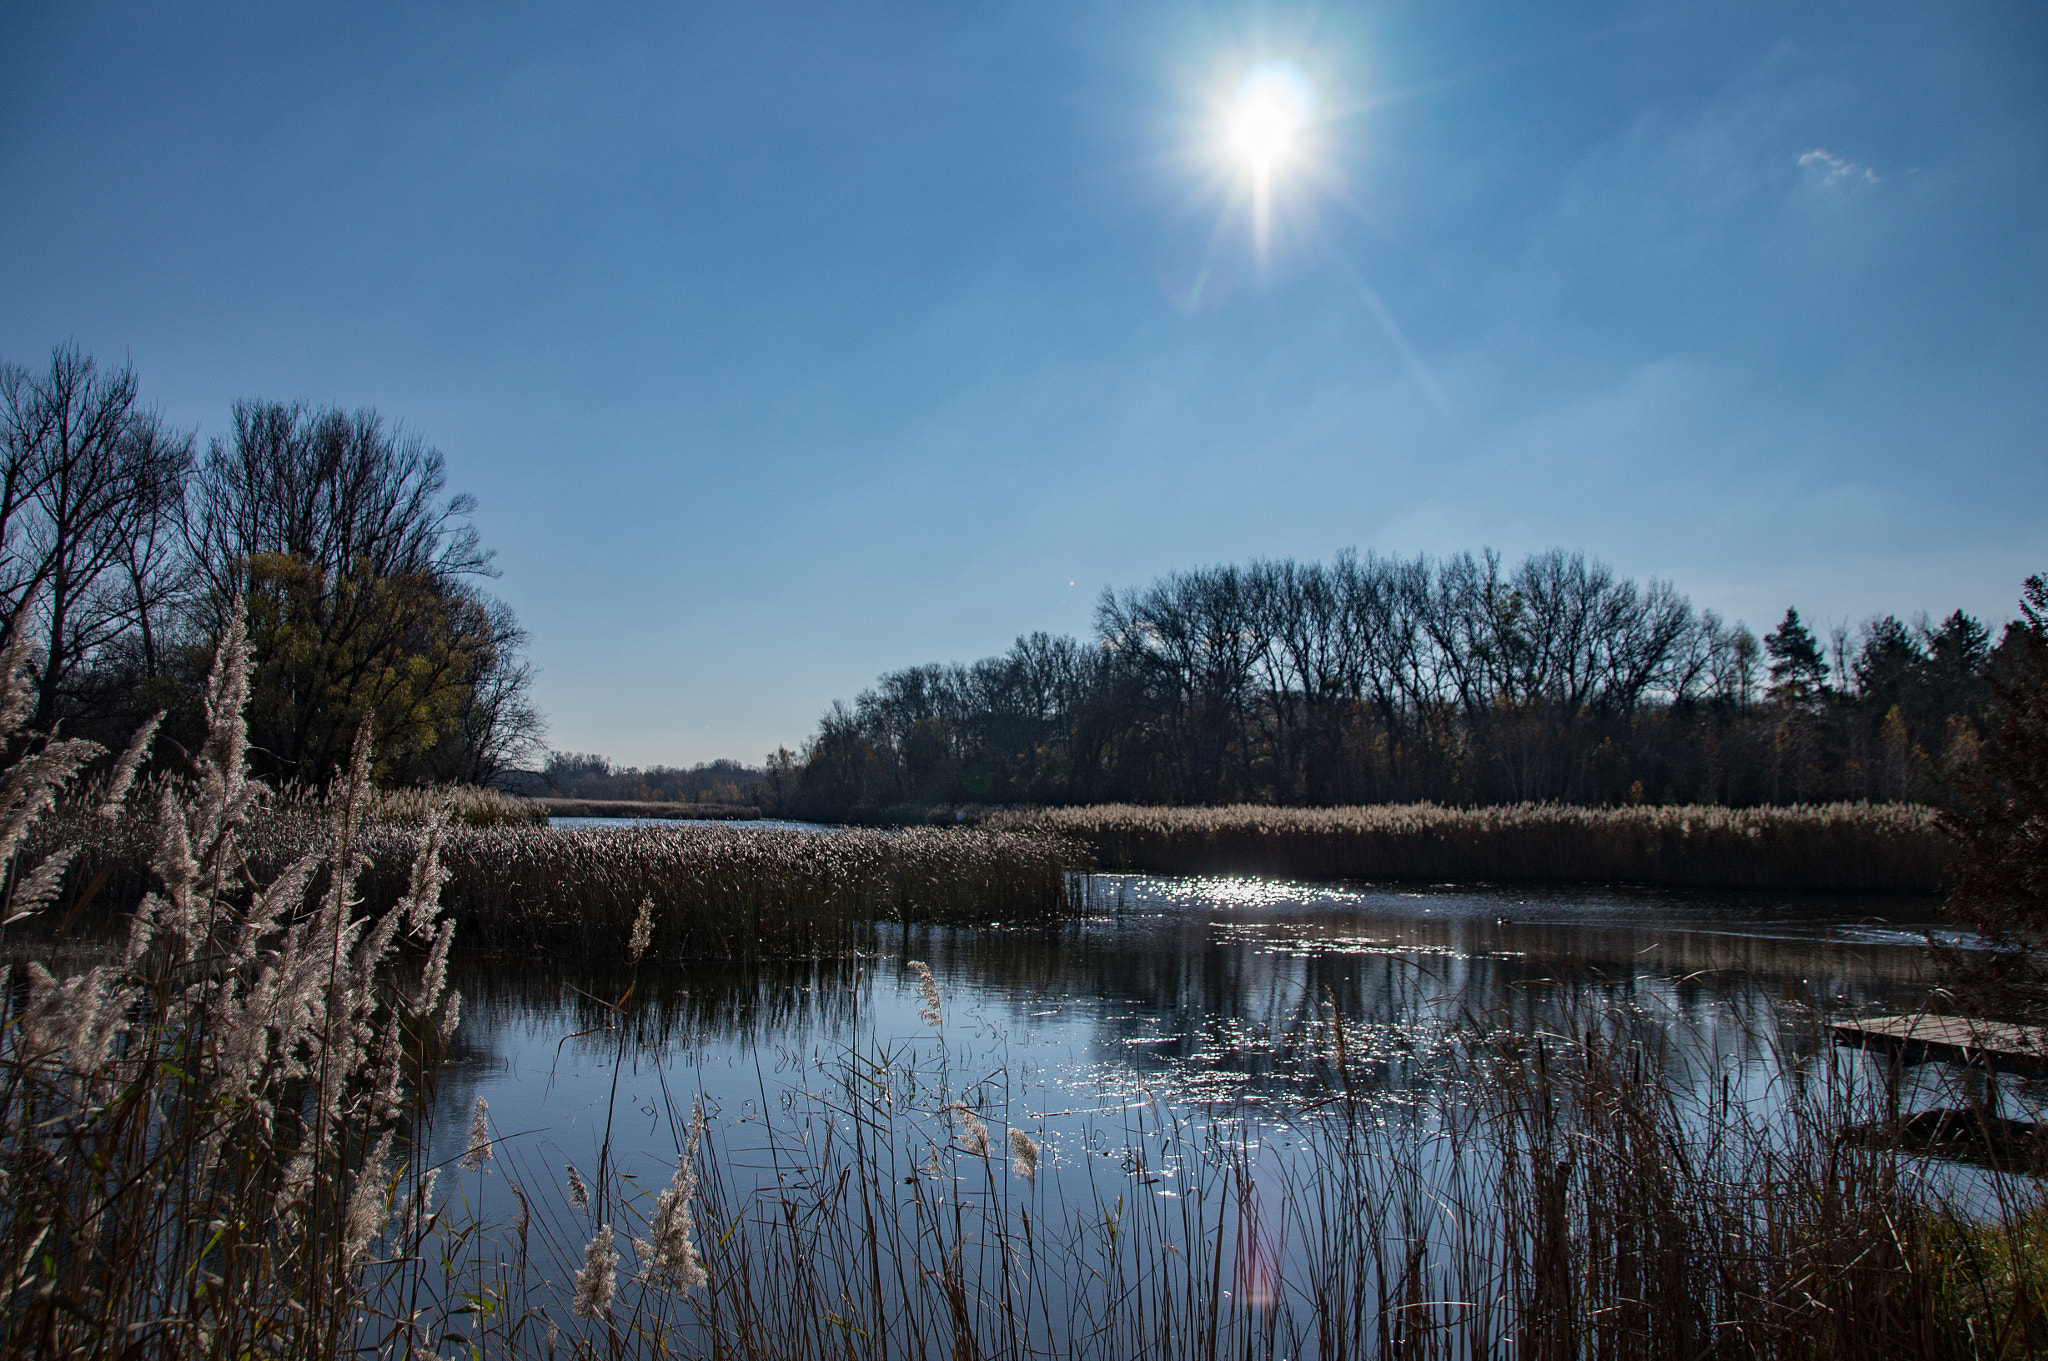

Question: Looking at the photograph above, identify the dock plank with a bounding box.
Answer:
[1831,1014,2048,1075]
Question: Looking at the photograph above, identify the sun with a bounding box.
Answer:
[1214,59,1317,257]
[1227,61,1314,181]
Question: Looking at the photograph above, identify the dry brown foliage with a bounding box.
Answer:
[992,801,1946,892]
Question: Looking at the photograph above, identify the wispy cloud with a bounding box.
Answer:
[1798,148,1880,188]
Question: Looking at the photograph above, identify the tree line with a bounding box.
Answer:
[524,752,767,805]
[765,549,2031,818]
[1,344,540,785]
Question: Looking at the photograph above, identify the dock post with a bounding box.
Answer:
[1963,1062,2000,1120]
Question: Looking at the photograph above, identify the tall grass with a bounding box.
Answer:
[0,614,459,1357]
[991,801,1947,893]
[30,798,1088,964]
[2,619,2039,1357]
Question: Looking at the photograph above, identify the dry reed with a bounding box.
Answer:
[2,618,2039,1358]
[0,612,460,1357]
[991,801,1947,893]
[30,798,1088,964]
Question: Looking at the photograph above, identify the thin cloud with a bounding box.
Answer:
[1798,148,1880,188]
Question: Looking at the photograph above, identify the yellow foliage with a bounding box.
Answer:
[242,551,499,783]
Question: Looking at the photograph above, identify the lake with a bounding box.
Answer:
[439,872,1952,1137]
[399,871,2025,1352]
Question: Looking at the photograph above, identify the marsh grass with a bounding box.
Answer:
[2,617,2042,1358]
[993,801,1946,893]
[29,796,1088,966]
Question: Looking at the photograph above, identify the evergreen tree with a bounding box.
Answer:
[1922,608,1991,716]
[1763,608,1829,703]
[1852,616,1923,712]
[1940,575,2048,1019]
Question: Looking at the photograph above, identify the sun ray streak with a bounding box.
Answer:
[1330,249,1461,429]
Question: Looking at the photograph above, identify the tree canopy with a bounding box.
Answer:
[1941,574,2048,1020]
[768,552,2023,819]
[0,346,541,785]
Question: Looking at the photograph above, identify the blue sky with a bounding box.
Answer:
[4,1,2044,766]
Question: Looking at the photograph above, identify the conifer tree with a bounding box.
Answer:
[1763,608,1830,704]
[1940,574,2048,1019]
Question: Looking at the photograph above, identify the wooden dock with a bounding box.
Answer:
[1831,1014,2048,1076]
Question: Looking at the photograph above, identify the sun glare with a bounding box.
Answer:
[1215,59,1317,258]
[1228,62,1313,179]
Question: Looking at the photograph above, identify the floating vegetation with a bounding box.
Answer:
[992,801,1947,893]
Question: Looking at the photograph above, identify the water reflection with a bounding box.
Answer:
[440,876,1947,1155]
[380,875,2048,1356]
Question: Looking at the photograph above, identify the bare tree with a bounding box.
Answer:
[0,346,194,728]
[778,546,2016,814]
[185,401,489,614]
[1097,566,1264,802]
[182,400,530,783]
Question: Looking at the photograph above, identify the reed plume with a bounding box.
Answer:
[909,957,945,1025]
[634,1103,708,1293]
[992,799,1945,892]
[1009,1127,1039,1180]
[0,607,463,1356]
[573,1225,619,1319]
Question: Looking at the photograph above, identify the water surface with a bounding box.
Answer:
[433,874,1962,1192]
[395,874,2048,1350]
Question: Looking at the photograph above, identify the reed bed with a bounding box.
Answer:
[533,797,760,821]
[365,782,549,827]
[30,799,1087,965]
[4,619,2041,1358]
[990,801,1947,893]
[264,779,547,828]
[330,821,1087,959]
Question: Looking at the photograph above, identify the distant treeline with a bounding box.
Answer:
[516,750,769,805]
[1,345,540,784]
[764,549,2031,819]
